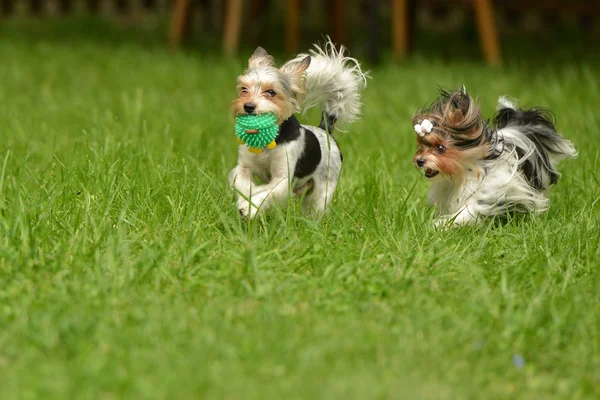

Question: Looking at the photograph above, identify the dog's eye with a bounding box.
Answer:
[436,145,446,154]
[265,89,276,97]
[240,87,248,93]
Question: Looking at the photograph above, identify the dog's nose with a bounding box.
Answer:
[416,158,426,167]
[243,103,256,113]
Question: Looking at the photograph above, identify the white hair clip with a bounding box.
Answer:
[414,119,433,137]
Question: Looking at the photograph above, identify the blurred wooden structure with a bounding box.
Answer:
[473,0,501,65]
[168,0,349,55]
[0,0,170,15]
[1,0,597,65]
[169,0,191,48]
[168,0,500,64]
[390,0,501,64]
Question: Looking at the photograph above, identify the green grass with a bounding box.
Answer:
[1,21,600,399]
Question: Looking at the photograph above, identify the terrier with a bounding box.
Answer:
[229,39,367,219]
[412,88,577,226]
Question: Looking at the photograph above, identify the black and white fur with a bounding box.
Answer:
[228,39,367,219]
[415,90,577,226]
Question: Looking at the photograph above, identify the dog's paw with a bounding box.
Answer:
[237,198,250,219]
[434,213,478,228]
[237,199,260,220]
[433,216,452,229]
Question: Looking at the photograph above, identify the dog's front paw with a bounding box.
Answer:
[434,212,477,228]
[238,204,249,219]
[237,198,260,220]
[237,196,251,218]
[433,216,452,229]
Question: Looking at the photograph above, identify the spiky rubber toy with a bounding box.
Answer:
[235,113,279,153]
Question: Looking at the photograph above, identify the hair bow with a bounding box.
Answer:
[414,119,433,137]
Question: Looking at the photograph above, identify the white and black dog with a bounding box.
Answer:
[413,88,577,226]
[228,39,367,219]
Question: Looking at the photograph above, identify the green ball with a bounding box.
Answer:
[235,113,279,150]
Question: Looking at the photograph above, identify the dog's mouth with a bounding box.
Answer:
[425,168,439,178]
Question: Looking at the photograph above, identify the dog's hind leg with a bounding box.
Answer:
[301,172,339,219]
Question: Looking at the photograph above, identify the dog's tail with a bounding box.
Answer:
[286,37,368,133]
[493,97,577,190]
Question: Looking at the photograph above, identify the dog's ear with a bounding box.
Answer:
[249,46,275,68]
[280,56,311,94]
[281,56,311,76]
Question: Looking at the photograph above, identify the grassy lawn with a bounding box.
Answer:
[0,21,599,399]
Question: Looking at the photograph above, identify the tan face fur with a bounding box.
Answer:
[231,47,311,124]
[412,90,491,182]
[414,130,488,182]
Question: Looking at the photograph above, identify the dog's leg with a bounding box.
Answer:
[243,174,291,219]
[229,165,261,218]
[228,165,255,197]
[301,149,341,219]
[302,174,338,219]
[240,146,302,219]
[434,204,480,227]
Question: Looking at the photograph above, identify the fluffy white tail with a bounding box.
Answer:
[288,38,368,131]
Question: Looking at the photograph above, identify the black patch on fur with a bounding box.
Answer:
[453,123,492,149]
[318,112,342,162]
[294,128,322,178]
[514,145,545,187]
[276,115,301,144]
[494,107,556,131]
[484,130,504,160]
[493,107,567,189]
[319,113,338,133]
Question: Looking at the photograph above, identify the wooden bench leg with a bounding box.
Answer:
[368,0,380,64]
[249,0,263,22]
[224,0,243,55]
[331,0,347,46]
[285,0,300,55]
[169,0,192,48]
[406,0,416,53]
[473,0,501,65]
[391,0,408,62]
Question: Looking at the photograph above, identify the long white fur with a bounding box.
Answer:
[286,38,369,127]
[497,96,517,110]
[429,98,577,226]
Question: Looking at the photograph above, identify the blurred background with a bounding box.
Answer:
[0,0,598,64]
